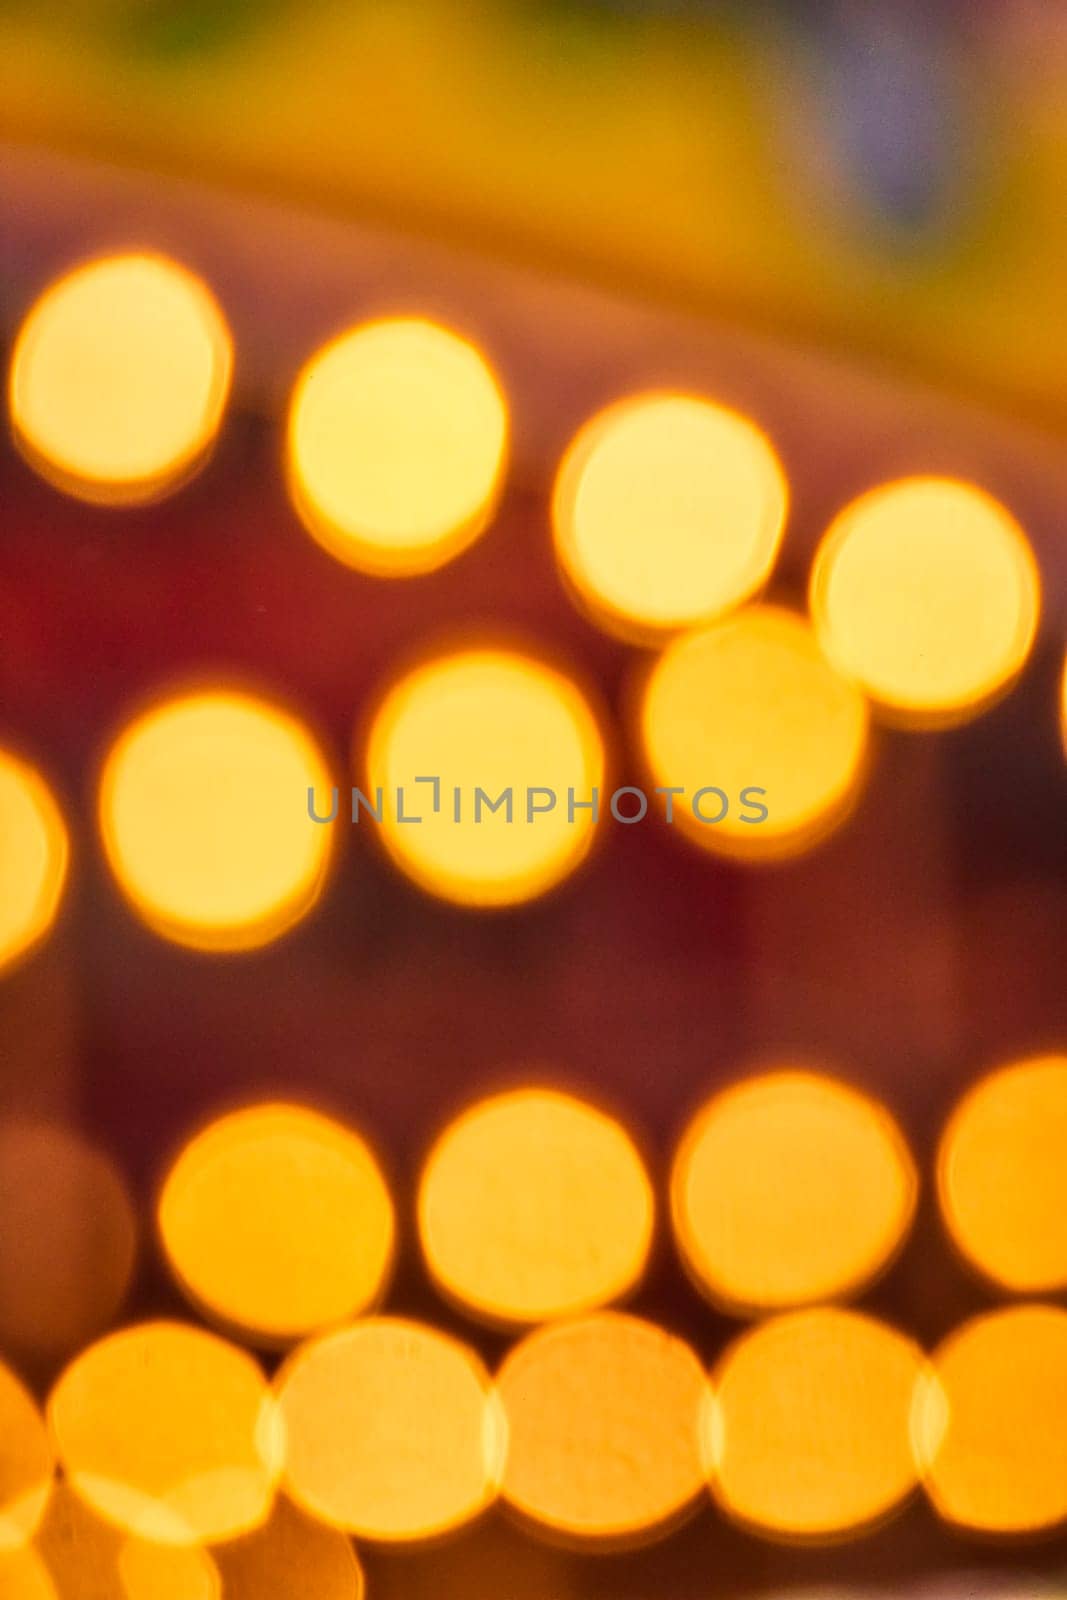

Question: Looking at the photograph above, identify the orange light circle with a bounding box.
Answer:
[213,1497,364,1600]
[47,1321,282,1545]
[639,606,870,860]
[10,253,232,505]
[553,393,788,642]
[710,1308,926,1541]
[159,1103,395,1345]
[672,1071,917,1313]
[495,1312,710,1547]
[418,1087,654,1327]
[914,1305,1067,1535]
[98,688,335,951]
[0,750,69,977]
[276,1318,503,1543]
[0,1361,53,1551]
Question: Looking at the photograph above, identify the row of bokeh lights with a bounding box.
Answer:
[2,1058,1067,1592]
[3,253,1067,961]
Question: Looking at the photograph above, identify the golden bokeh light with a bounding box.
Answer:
[0,750,69,977]
[710,1308,925,1541]
[10,254,232,504]
[639,606,870,860]
[810,477,1040,728]
[0,1120,137,1367]
[672,1071,917,1314]
[35,1484,220,1600]
[47,1321,282,1545]
[287,317,508,576]
[276,1317,503,1543]
[159,1102,395,1345]
[553,393,788,642]
[914,1305,1067,1535]
[0,1363,53,1551]
[418,1087,654,1327]
[364,648,605,906]
[213,1496,364,1600]
[495,1312,709,1547]
[938,1055,1067,1294]
[98,688,334,951]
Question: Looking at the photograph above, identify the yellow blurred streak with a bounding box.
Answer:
[287,318,508,577]
[418,1087,654,1328]
[47,1322,282,1546]
[364,648,605,906]
[276,1317,503,1543]
[0,1363,53,1551]
[34,1484,220,1600]
[553,394,788,644]
[672,1071,917,1314]
[98,688,335,951]
[0,1547,56,1600]
[639,606,870,861]
[938,1055,1067,1294]
[496,1311,709,1547]
[710,1308,925,1541]
[212,1496,363,1600]
[810,478,1040,729]
[9,254,232,505]
[0,751,68,978]
[914,1305,1067,1535]
[0,1121,137,1367]
[159,1102,394,1346]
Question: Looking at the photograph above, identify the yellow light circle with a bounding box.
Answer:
[98,689,334,951]
[639,606,869,861]
[276,1318,503,1543]
[672,1072,917,1314]
[914,1305,1067,1535]
[0,1120,138,1366]
[495,1312,710,1547]
[10,254,232,505]
[0,1362,53,1551]
[159,1102,395,1345]
[0,751,69,977]
[213,1498,364,1600]
[937,1055,1067,1294]
[418,1088,654,1327]
[364,649,605,906]
[810,478,1040,728]
[710,1308,925,1541]
[553,394,788,642]
[287,317,508,576]
[47,1321,282,1545]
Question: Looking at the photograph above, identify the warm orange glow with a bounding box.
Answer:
[10,254,232,504]
[938,1055,1067,1294]
[98,689,334,951]
[553,393,788,642]
[364,648,605,905]
[418,1088,654,1327]
[0,1548,56,1600]
[0,751,68,977]
[0,1120,137,1366]
[914,1305,1067,1534]
[34,1484,220,1600]
[810,478,1040,728]
[672,1071,917,1314]
[47,1321,282,1545]
[276,1317,503,1542]
[287,317,508,576]
[213,1497,364,1600]
[639,606,870,860]
[0,1362,52,1551]
[159,1103,394,1344]
[710,1309,925,1540]
[495,1312,709,1546]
